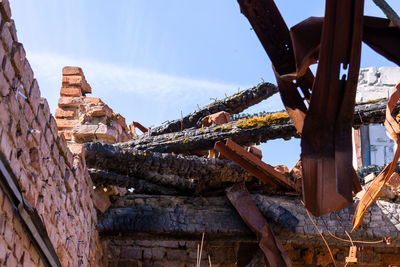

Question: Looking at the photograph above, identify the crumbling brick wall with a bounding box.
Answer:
[0,1,103,265]
[56,67,132,144]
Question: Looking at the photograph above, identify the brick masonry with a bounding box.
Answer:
[0,1,104,265]
[55,66,132,144]
[1,0,400,266]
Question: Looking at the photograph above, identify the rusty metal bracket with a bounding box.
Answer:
[214,138,298,191]
[226,183,293,267]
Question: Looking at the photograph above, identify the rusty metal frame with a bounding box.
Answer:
[237,0,314,133]
[214,138,298,191]
[300,0,364,216]
[226,183,293,267]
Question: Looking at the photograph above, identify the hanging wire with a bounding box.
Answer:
[301,201,337,267]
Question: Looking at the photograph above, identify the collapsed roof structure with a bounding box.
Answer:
[0,0,399,266]
[79,0,400,265]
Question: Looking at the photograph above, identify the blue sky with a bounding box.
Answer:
[10,0,400,167]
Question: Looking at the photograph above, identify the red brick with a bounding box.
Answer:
[21,255,35,267]
[72,124,117,143]
[87,104,112,117]
[39,97,51,121]
[6,20,17,42]
[201,111,231,127]
[28,79,40,116]
[0,0,12,21]
[3,224,15,247]
[0,22,13,53]
[56,118,80,129]
[49,116,59,137]
[13,238,24,262]
[67,143,84,157]
[4,252,17,267]
[11,42,25,74]
[63,66,83,76]
[59,130,72,141]
[83,97,101,105]
[65,169,75,192]
[1,56,14,82]
[40,136,50,159]
[23,100,34,125]
[0,132,12,160]
[0,239,6,263]
[62,75,83,86]
[58,96,82,108]
[0,99,10,130]
[60,86,82,97]
[55,107,77,118]
[21,59,34,90]
[0,72,9,97]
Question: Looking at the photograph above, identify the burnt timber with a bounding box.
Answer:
[116,99,400,154]
[99,194,400,246]
[84,143,273,195]
[149,82,278,136]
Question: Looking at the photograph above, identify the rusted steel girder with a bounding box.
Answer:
[301,0,364,216]
[214,139,298,191]
[237,0,314,133]
[238,0,366,216]
[226,183,293,267]
[290,16,400,70]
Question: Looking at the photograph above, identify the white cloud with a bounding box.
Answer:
[27,52,283,126]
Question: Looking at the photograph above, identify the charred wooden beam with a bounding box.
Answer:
[98,194,400,246]
[149,82,278,136]
[84,143,259,194]
[118,99,399,154]
[98,194,298,240]
[89,169,179,195]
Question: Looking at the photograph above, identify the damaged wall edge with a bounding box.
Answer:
[0,152,61,267]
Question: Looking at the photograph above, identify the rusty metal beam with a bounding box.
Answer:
[301,0,364,217]
[226,183,293,267]
[214,139,298,191]
[237,0,314,133]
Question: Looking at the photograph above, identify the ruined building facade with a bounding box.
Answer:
[1,1,400,266]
